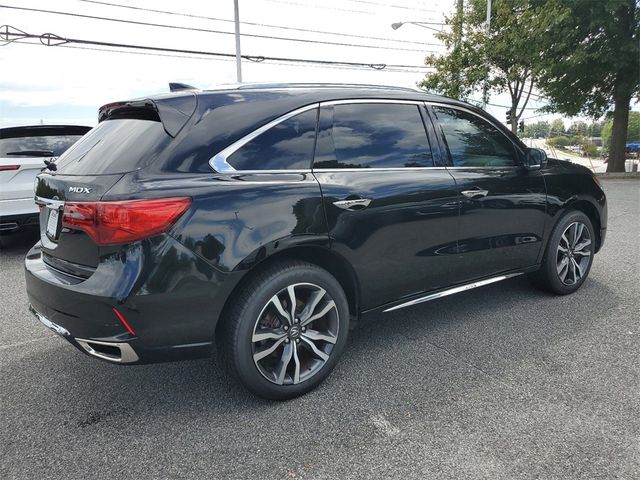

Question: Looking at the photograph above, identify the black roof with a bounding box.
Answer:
[0,125,92,139]
[93,83,528,174]
[100,83,522,171]
[103,83,474,138]
[194,83,467,106]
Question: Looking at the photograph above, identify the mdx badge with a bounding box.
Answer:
[68,186,92,194]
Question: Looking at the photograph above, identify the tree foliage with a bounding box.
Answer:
[549,118,565,136]
[602,111,640,151]
[419,0,548,132]
[533,0,639,171]
[522,120,550,138]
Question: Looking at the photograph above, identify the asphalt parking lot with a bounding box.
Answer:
[1,179,638,480]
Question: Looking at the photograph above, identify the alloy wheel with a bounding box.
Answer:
[556,221,592,285]
[251,282,339,385]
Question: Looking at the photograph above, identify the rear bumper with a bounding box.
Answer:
[0,196,39,214]
[30,304,139,363]
[25,235,243,364]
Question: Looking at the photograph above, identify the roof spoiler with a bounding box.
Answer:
[98,92,197,137]
[169,82,198,92]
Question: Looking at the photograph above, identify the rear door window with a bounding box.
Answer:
[226,108,318,171]
[54,119,172,175]
[432,106,518,167]
[313,103,433,169]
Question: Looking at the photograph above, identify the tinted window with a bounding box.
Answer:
[0,135,84,157]
[226,109,318,170]
[433,106,517,167]
[314,103,433,169]
[54,119,172,175]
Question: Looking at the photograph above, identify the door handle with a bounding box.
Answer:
[461,188,489,198]
[333,198,372,210]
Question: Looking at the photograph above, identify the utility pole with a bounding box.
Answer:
[453,0,463,99]
[482,0,491,109]
[233,0,242,83]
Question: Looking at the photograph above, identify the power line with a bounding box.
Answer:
[0,4,444,53]
[342,0,446,14]
[263,0,376,15]
[12,40,429,73]
[73,0,442,47]
[0,26,431,71]
[521,112,552,121]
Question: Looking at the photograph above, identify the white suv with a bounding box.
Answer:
[0,125,90,234]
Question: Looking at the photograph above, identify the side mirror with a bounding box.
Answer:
[524,148,547,170]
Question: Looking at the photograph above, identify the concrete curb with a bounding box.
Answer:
[596,172,640,178]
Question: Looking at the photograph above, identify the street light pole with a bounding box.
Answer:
[233,0,242,83]
[391,21,444,33]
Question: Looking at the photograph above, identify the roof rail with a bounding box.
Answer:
[205,82,420,93]
[239,83,420,92]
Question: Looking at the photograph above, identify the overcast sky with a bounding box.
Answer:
[1,0,560,128]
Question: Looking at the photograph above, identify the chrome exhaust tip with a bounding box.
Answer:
[75,338,139,363]
[30,304,139,363]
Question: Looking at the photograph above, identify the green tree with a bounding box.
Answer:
[547,136,569,148]
[587,121,604,138]
[534,0,640,172]
[549,118,565,136]
[581,142,599,158]
[420,0,547,133]
[568,121,588,137]
[602,111,640,151]
[523,120,550,138]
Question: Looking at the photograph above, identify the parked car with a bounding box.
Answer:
[25,84,607,399]
[0,125,91,234]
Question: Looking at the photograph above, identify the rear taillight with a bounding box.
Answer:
[0,165,20,171]
[61,197,191,245]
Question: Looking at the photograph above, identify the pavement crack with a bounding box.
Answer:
[424,340,515,391]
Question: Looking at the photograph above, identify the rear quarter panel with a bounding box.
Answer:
[104,171,329,272]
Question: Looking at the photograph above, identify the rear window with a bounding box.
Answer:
[55,119,171,175]
[0,135,84,157]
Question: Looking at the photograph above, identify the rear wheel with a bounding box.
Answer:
[217,261,349,400]
[533,210,595,295]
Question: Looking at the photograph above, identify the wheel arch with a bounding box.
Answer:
[216,245,361,336]
[563,198,602,253]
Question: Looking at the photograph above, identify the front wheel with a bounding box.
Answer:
[217,261,349,400]
[533,210,595,295]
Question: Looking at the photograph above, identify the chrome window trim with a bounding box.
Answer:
[208,103,320,173]
[320,98,426,106]
[444,166,520,170]
[427,101,526,166]
[313,167,448,172]
[215,169,312,175]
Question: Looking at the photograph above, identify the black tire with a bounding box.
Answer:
[217,260,349,400]
[532,210,595,295]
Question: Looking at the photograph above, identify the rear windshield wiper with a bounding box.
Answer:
[5,150,55,157]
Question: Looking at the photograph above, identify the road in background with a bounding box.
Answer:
[1,179,639,479]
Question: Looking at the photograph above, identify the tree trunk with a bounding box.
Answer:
[607,87,631,173]
[510,115,517,134]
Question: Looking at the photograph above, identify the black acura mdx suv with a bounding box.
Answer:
[26,84,607,399]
